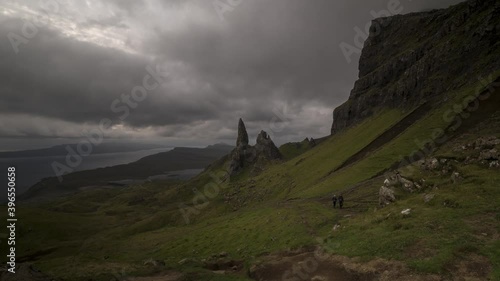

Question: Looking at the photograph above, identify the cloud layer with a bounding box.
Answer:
[0,0,463,149]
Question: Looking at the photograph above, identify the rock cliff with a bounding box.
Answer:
[236,118,249,146]
[332,0,500,133]
[228,119,282,175]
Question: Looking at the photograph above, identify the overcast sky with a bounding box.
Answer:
[0,0,463,151]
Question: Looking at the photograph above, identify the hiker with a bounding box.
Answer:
[332,195,337,208]
[338,195,344,209]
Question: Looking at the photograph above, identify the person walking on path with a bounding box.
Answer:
[338,195,344,209]
[332,195,337,208]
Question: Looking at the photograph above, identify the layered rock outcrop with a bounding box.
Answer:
[332,0,500,134]
[228,119,282,175]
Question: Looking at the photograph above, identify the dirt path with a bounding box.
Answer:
[249,247,449,281]
[250,250,374,281]
[128,272,184,281]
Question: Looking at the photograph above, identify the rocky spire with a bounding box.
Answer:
[236,118,249,146]
[228,120,282,176]
[255,130,282,160]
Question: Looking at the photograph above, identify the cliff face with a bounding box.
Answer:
[332,0,500,134]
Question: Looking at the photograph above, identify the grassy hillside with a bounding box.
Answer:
[2,75,500,280]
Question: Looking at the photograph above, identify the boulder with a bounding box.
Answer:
[479,148,499,161]
[451,172,462,184]
[420,158,440,171]
[423,193,435,203]
[399,177,416,192]
[178,258,200,267]
[472,136,500,150]
[332,224,341,232]
[144,258,165,267]
[401,209,411,216]
[379,186,396,206]
[218,251,229,258]
[383,172,421,192]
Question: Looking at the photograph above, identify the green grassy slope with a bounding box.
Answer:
[2,76,500,280]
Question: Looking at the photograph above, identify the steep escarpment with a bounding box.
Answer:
[332,0,500,133]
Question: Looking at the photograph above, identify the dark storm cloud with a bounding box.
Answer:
[143,0,465,111]
[148,0,354,105]
[0,20,146,124]
[0,18,223,129]
[0,0,465,147]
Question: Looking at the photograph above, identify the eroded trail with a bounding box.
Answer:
[250,250,374,281]
[249,248,449,281]
[128,272,184,281]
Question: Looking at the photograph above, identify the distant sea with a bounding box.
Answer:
[0,148,172,198]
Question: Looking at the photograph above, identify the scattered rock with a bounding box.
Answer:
[218,251,229,258]
[332,224,341,231]
[379,186,396,206]
[429,158,440,170]
[479,148,499,161]
[458,136,500,151]
[204,258,242,271]
[399,177,417,192]
[401,209,411,216]
[383,172,423,192]
[419,157,440,171]
[144,258,165,267]
[178,258,195,266]
[451,172,462,184]
[454,137,500,167]
[423,194,435,203]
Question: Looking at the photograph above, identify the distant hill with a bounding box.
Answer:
[0,142,169,158]
[21,143,233,201]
